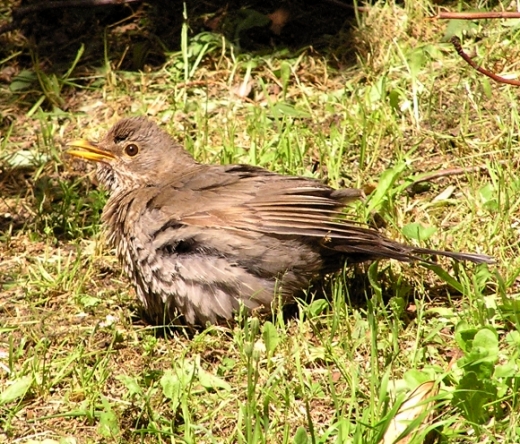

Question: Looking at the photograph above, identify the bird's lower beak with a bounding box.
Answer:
[67,139,115,162]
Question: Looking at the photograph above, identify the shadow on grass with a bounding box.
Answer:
[0,0,359,79]
[0,160,105,239]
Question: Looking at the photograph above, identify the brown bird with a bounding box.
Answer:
[68,117,493,326]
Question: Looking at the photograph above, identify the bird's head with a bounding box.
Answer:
[68,117,195,193]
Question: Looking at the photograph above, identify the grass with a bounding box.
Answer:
[1,0,520,442]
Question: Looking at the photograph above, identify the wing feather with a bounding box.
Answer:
[148,166,493,264]
[174,179,366,239]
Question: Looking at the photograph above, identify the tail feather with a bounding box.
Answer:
[330,238,494,265]
[409,247,494,264]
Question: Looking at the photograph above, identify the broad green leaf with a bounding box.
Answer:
[388,89,401,111]
[307,299,329,317]
[116,375,142,397]
[407,48,427,78]
[468,328,499,364]
[98,412,118,438]
[454,321,478,352]
[262,321,279,354]
[455,327,499,365]
[269,102,311,118]
[479,183,499,211]
[401,222,437,242]
[368,76,385,103]
[455,327,499,379]
[494,360,516,379]
[79,294,101,308]
[293,426,310,444]
[198,368,231,391]
[98,396,120,438]
[442,19,479,42]
[366,162,406,213]
[161,369,181,400]
[404,369,435,387]
[505,331,520,349]
[423,43,444,60]
[0,375,32,405]
[9,70,36,92]
[453,371,497,424]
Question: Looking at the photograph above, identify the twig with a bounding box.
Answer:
[408,159,512,189]
[451,36,520,86]
[431,11,520,20]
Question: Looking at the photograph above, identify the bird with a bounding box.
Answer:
[67,117,494,326]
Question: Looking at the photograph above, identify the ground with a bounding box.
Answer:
[1,1,520,443]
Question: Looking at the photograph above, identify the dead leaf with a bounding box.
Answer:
[432,185,456,202]
[231,80,253,99]
[382,381,438,444]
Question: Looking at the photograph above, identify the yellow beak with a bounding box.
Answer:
[67,139,115,162]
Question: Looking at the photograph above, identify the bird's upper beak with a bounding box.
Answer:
[67,139,116,162]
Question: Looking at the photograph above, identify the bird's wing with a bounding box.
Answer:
[138,164,493,264]
[149,164,372,240]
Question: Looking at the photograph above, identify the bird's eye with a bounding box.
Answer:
[124,143,139,157]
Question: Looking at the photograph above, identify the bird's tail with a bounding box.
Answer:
[329,236,494,265]
[407,246,494,264]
